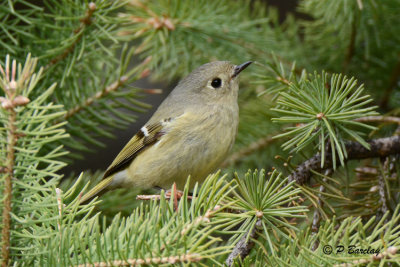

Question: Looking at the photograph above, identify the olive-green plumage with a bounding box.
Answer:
[80,61,252,203]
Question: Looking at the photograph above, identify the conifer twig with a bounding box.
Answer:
[0,59,30,267]
[136,193,193,200]
[225,219,262,266]
[73,253,202,266]
[288,136,400,184]
[63,75,128,120]
[1,104,16,267]
[46,2,97,69]
[355,116,400,125]
[59,56,155,122]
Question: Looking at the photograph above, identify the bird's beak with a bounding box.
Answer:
[232,61,252,78]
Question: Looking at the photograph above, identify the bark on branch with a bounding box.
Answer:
[45,2,96,69]
[225,220,262,266]
[1,107,16,267]
[288,136,400,184]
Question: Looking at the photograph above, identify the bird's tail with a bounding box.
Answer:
[80,176,114,204]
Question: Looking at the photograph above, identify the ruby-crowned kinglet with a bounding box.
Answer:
[80,61,252,203]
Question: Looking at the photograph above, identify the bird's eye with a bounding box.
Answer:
[211,78,222,88]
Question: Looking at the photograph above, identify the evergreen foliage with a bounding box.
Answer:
[271,71,378,167]
[1,0,400,266]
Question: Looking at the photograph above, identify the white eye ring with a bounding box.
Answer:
[207,77,223,90]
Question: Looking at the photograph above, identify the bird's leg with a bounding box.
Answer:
[137,183,190,207]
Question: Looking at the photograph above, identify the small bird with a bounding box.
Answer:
[80,61,252,203]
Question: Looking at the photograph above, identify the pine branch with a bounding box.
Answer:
[119,0,272,79]
[63,75,128,120]
[225,219,262,267]
[288,136,400,184]
[0,59,31,267]
[45,2,97,69]
[52,173,234,266]
[74,253,202,267]
[60,56,155,122]
[1,106,15,267]
[0,106,15,267]
[355,115,400,125]
[272,71,378,167]
[0,54,68,264]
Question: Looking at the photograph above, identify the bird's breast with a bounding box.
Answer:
[127,105,239,189]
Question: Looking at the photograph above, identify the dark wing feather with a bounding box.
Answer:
[102,121,165,179]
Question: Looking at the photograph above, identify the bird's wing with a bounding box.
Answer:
[79,115,183,204]
[103,119,171,179]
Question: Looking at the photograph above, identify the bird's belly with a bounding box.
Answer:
[126,126,235,190]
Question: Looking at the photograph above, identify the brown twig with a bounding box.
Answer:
[0,57,37,266]
[225,219,262,266]
[45,2,96,69]
[1,105,16,267]
[377,158,390,221]
[136,194,193,201]
[221,135,275,168]
[288,136,400,184]
[62,76,128,121]
[355,116,400,125]
[380,54,400,109]
[59,56,156,123]
[136,194,163,200]
[122,3,302,77]
[377,172,388,215]
[73,253,202,267]
[0,60,23,267]
[136,195,193,200]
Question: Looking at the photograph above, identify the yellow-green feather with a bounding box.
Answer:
[79,120,167,204]
[103,122,165,179]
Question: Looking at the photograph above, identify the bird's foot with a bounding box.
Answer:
[136,183,190,211]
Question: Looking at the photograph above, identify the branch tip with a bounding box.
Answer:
[88,2,96,11]
[289,136,400,184]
